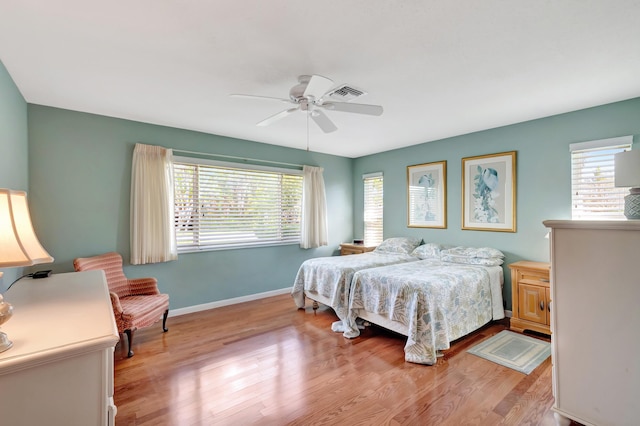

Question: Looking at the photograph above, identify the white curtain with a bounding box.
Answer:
[130,143,177,264]
[300,165,328,249]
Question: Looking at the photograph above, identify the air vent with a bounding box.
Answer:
[326,85,367,102]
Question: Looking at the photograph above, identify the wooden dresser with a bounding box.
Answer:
[544,220,640,426]
[508,260,551,335]
[339,243,376,255]
[0,270,119,426]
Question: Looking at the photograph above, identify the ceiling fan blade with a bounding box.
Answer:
[322,102,383,116]
[303,75,334,99]
[231,94,291,103]
[257,108,298,126]
[310,110,338,133]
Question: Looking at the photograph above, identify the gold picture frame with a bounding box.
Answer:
[407,160,447,228]
[462,151,516,232]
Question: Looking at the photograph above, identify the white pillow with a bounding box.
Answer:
[374,237,422,255]
[441,253,504,266]
[441,246,504,259]
[411,243,449,259]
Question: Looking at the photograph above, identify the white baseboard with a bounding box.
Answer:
[505,310,512,318]
[168,287,292,317]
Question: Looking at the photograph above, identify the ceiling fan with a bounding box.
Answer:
[231,74,383,133]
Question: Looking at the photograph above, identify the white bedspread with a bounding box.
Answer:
[291,251,418,321]
[344,259,504,365]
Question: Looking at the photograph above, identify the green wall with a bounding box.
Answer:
[0,60,29,288]
[27,105,354,309]
[353,97,640,309]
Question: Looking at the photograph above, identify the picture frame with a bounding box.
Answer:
[407,160,447,228]
[462,151,516,232]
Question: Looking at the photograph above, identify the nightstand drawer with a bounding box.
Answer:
[517,269,550,286]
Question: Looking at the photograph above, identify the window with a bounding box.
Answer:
[363,172,383,245]
[570,136,632,219]
[173,157,303,251]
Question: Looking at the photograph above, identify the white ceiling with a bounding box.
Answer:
[1,1,640,158]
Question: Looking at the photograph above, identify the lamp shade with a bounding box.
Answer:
[0,189,54,267]
[614,150,640,188]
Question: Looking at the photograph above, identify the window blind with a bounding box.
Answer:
[174,158,303,251]
[570,137,632,220]
[363,173,383,246]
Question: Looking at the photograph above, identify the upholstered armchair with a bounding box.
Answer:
[73,252,169,358]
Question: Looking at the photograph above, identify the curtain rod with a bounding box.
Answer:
[171,149,303,169]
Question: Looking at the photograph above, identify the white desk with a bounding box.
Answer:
[0,270,119,426]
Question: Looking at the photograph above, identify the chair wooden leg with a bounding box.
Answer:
[162,309,169,332]
[124,329,134,358]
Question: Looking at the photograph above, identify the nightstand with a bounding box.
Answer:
[339,243,376,255]
[509,260,551,335]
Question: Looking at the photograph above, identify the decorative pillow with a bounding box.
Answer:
[374,237,422,255]
[411,243,449,259]
[441,253,504,266]
[441,246,504,259]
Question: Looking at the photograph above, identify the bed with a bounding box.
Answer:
[291,237,422,323]
[341,246,506,365]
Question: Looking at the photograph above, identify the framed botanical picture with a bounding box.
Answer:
[407,161,447,228]
[462,151,516,232]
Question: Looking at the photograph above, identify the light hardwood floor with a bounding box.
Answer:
[113,293,573,426]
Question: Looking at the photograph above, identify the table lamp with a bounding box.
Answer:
[614,150,640,220]
[0,189,54,352]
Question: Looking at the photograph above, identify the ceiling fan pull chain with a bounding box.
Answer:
[306,112,310,152]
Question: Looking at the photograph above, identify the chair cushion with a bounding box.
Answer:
[118,294,169,331]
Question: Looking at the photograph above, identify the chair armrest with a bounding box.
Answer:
[109,291,124,314]
[127,277,161,296]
